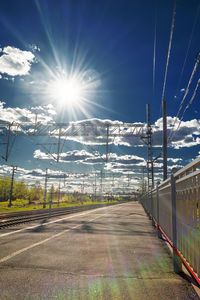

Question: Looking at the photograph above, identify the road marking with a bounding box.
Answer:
[0,212,109,263]
[0,205,121,238]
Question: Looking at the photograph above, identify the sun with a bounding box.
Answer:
[43,68,102,117]
[49,76,83,107]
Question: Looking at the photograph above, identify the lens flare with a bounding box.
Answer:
[49,76,83,107]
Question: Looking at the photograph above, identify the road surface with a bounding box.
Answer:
[0,202,198,300]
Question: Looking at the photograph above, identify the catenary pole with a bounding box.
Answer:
[163,100,167,180]
[43,168,48,208]
[8,166,17,207]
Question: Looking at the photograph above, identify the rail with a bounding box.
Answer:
[140,157,200,286]
[0,202,120,229]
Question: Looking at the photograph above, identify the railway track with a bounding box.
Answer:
[0,203,119,229]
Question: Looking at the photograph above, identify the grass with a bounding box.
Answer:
[0,199,120,214]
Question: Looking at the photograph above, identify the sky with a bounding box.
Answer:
[0,0,200,194]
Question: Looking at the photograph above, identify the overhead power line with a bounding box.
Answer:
[153,0,157,98]
[161,0,178,102]
[175,78,200,132]
[175,4,200,94]
[168,52,200,142]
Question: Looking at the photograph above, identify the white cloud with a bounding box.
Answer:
[0,101,56,124]
[34,149,146,166]
[157,157,182,163]
[34,149,95,162]
[0,164,98,192]
[1,108,199,151]
[0,46,35,76]
[138,117,200,149]
[51,117,200,150]
[57,118,145,146]
[29,44,40,52]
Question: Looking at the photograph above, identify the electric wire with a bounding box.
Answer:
[174,78,200,133]
[168,53,200,142]
[153,0,157,98]
[161,0,178,102]
[175,4,200,95]
[8,136,16,158]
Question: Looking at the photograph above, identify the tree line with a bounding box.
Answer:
[0,176,64,204]
[0,176,98,205]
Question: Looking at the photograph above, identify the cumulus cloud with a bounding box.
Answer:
[57,118,145,146]
[34,149,95,162]
[103,154,183,176]
[153,117,200,149]
[0,164,95,191]
[34,149,146,166]
[1,162,183,193]
[3,112,199,150]
[1,106,199,152]
[47,117,200,150]
[157,157,182,163]
[117,117,200,149]
[0,101,56,124]
[0,46,35,77]
[29,44,40,52]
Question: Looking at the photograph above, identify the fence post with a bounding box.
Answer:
[156,181,162,238]
[148,192,151,220]
[171,171,182,273]
[151,190,155,226]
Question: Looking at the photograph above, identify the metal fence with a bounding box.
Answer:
[140,157,200,285]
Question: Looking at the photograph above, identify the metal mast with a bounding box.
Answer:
[163,100,167,180]
[8,166,17,207]
[146,104,154,191]
[43,168,48,208]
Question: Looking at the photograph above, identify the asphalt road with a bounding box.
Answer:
[0,202,199,300]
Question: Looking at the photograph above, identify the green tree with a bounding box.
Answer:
[0,177,10,202]
[28,181,43,204]
[14,181,28,201]
[47,184,55,203]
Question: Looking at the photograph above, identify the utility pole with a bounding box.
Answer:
[146,104,154,191]
[127,173,130,187]
[5,124,11,161]
[100,170,103,197]
[58,181,61,207]
[112,174,114,187]
[34,113,38,135]
[106,125,109,163]
[43,168,48,208]
[57,126,62,162]
[81,180,85,194]
[49,184,53,217]
[64,173,66,186]
[112,174,115,197]
[93,173,97,202]
[142,167,145,194]
[8,166,17,207]
[163,100,167,181]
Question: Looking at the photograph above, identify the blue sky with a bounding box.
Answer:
[0,0,199,193]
